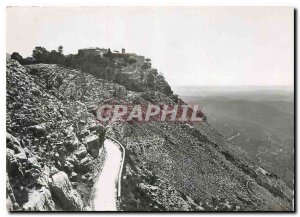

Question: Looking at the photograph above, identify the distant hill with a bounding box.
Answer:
[180,90,294,188]
[173,86,294,101]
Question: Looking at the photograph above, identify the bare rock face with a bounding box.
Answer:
[23,187,55,211]
[49,171,83,211]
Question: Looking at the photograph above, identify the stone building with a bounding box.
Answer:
[129,54,145,66]
[78,48,108,57]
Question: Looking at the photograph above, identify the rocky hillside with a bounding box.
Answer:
[6,59,293,211]
[6,60,107,211]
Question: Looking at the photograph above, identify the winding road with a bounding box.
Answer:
[256,149,268,163]
[94,139,124,211]
[227,132,240,141]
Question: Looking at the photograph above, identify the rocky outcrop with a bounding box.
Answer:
[49,171,83,210]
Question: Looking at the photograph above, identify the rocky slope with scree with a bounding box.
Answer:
[6,59,293,211]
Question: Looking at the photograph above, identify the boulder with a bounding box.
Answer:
[6,196,14,211]
[70,172,78,181]
[15,152,27,163]
[83,134,100,158]
[79,128,90,139]
[74,144,87,160]
[6,176,19,211]
[6,133,24,154]
[6,132,20,146]
[7,149,23,177]
[81,175,87,182]
[49,166,59,177]
[36,166,51,187]
[87,104,98,117]
[31,87,41,97]
[84,206,92,211]
[65,155,77,166]
[64,133,79,152]
[23,187,55,211]
[28,124,47,137]
[89,123,106,142]
[49,171,83,210]
[63,161,74,175]
[27,156,41,169]
[75,155,92,174]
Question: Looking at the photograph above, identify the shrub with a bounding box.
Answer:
[11,52,24,64]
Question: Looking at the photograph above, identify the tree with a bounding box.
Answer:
[23,57,36,65]
[11,52,24,64]
[49,50,60,63]
[32,46,49,63]
[58,45,63,54]
[146,73,155,87]
[128,58,137,65]
[151,69,158,76]
[112,71,122,83]
[144,58,152,69]
[140,71,145,80]
[65,54,75,67]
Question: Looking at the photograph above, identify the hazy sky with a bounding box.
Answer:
[7,7,294,87]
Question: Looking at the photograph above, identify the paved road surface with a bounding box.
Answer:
[227,132,240,141]
[94,139,122,211]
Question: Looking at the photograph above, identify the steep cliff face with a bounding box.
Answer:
[6,60,293,211]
